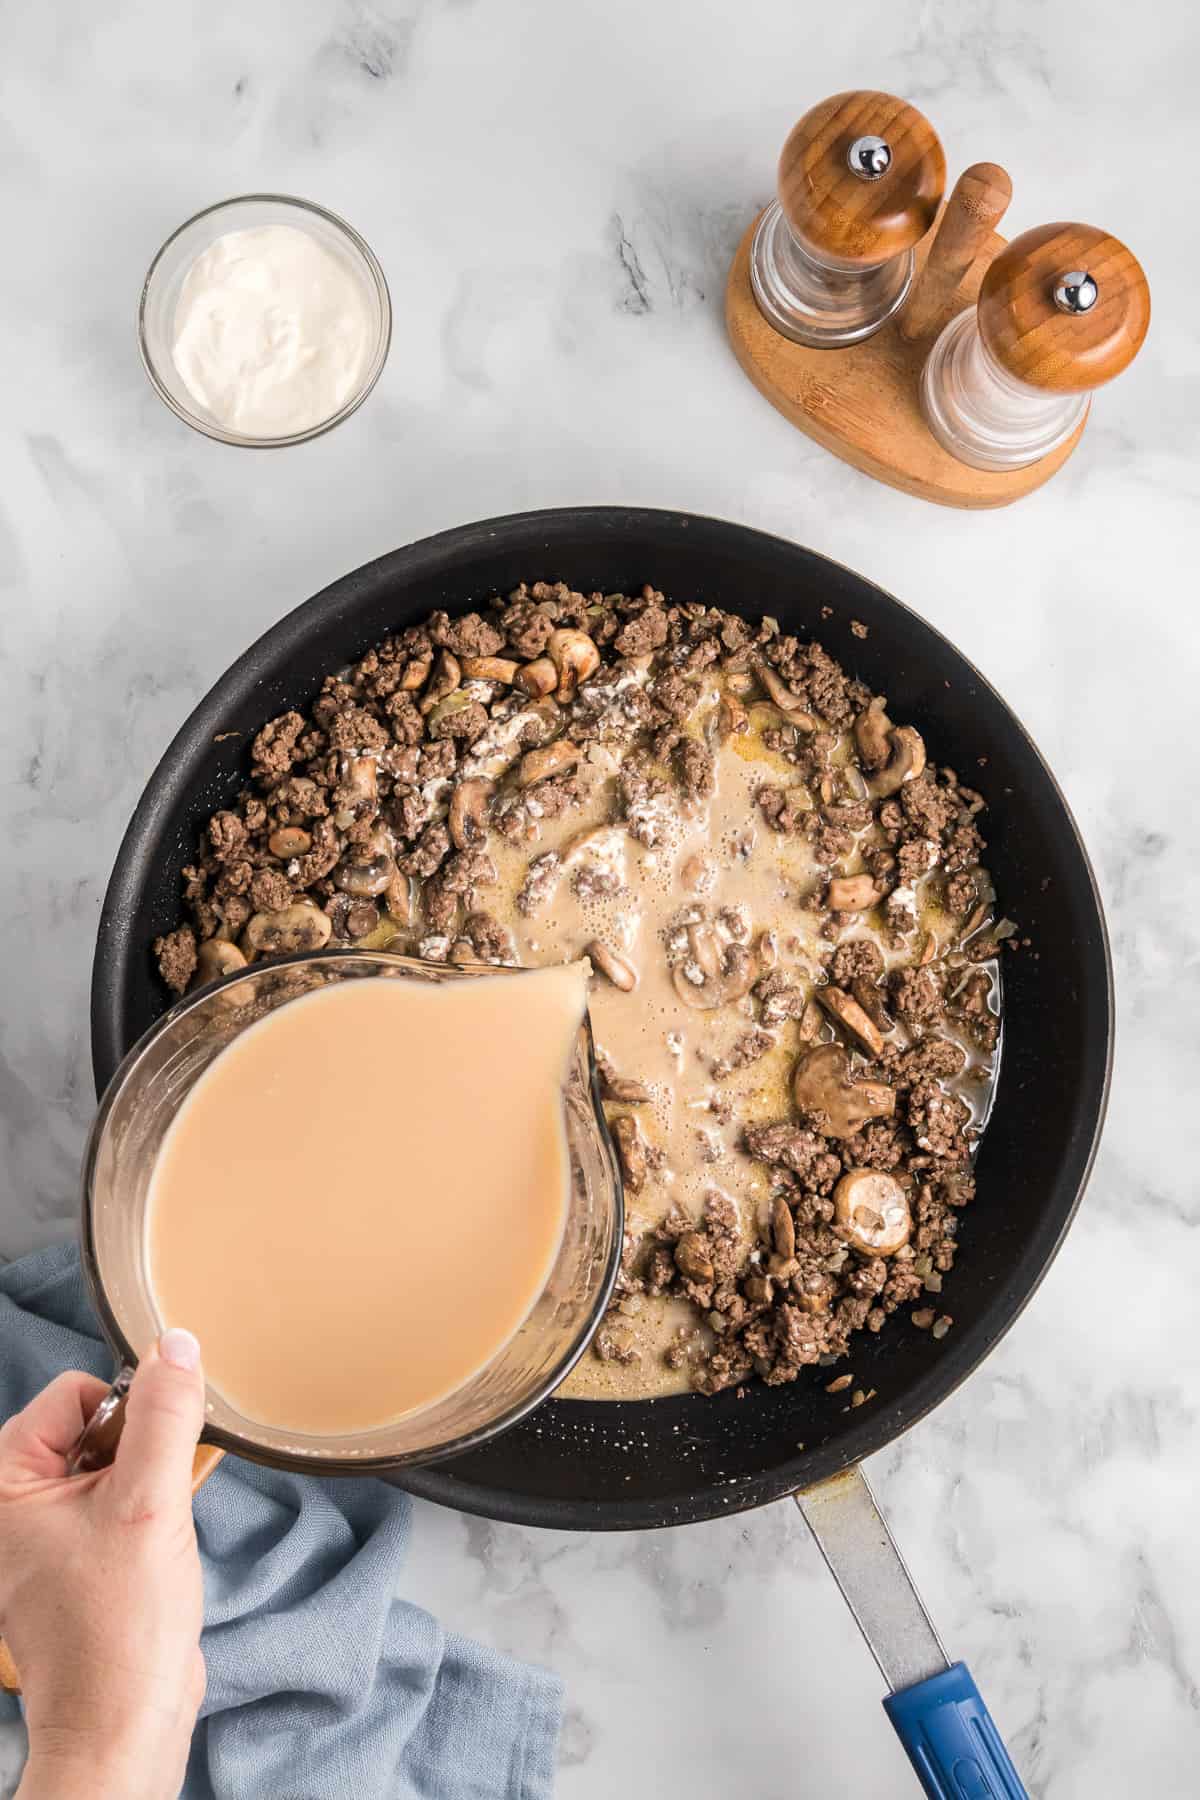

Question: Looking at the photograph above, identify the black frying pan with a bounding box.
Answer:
[91,507,1112,1533]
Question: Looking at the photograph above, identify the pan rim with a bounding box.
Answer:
[90,506,1114,1529]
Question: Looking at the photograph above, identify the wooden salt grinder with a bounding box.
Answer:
[920,221,1151,471]
[749,89,946,346]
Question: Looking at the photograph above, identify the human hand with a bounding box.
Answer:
[0,1332,207,1800]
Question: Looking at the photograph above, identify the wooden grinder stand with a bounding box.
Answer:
[725,92,1148,508]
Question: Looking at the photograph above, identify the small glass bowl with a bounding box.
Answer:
[137,193,392,448]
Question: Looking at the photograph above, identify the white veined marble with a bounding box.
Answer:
[1,1,1197,1794]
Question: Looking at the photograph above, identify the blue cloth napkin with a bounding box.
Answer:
[0,1244,562,1799]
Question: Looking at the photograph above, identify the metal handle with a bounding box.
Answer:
[796,1468,1028,1799]
[885,1661,1028,1798]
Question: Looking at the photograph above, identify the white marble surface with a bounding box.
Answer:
[1,1,1197,1793]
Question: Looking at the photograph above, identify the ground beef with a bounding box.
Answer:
[208,812,248,862]
[891,965,945,1026]
[464,910,515,963]
[949,970,1000,1053]
[251,711,306,781]
[614,608,669,656]
[745,1123,842,1191]
[907,1079,972,1159]
[515,852,560,916]
[249,868,293,912]
[429,610,505,659]
[498,600,555,659]
[757,785,807,834]
[753,971,808,1025]
[649,670,699,720]
[712,1028,775,1080]
[427,699,488,743]
[399,822,451,879]
[831,938,884,986]
[153,926,197,994]
[945,869,978,915]
[158,582,1006,1402]
[572,865,621,900]
[675,739,714,798]
[385,692,424,746]
[324,706,390,754]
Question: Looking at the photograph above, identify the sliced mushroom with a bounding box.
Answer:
[333,755,378,828]
[268,826,313,859]
[191,939,248,988]
[400,655,433,692]
[792,1043,895,1138]
[795,1283,831,1316]
[674,1232,714,1284]
[335,832,397,898]
[611,1115,648,1193]
[418,649,461,716]
[515,657,558,698]
[384,869,414,926]
[826,873,882,913]
[547,629,600,702]
[716,692,749,740]
[854,696,892,770]
[461,656,518,684]
[672,924,759,1011]
[868,725,927,799]
[834,1169,911,1256]
[600,1071,652,1105]
[448,777,495,850]
[517,739,580,787]
[851,976,894,1034]
[798,999,824,1044]
[755,661,817,730]
[243,903,333,957]
[771,1194,796,1261]
[816,985,886,1058]
[587,940,638,992]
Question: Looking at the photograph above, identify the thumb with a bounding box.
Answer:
[109,1329,206,1521]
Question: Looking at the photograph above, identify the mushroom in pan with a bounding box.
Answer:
[833,1169,911,1256]
[547,629,600,702]
[672,921,759,1010]
[791,1043,894,1138]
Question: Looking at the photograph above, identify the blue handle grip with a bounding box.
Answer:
[883,1662,1029,1798]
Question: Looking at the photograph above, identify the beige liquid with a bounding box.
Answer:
[447,678,996,1401]
[146,965,588,1435]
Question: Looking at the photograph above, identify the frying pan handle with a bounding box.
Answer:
[0,1368,223,1695]
[884,1662,1028,1798]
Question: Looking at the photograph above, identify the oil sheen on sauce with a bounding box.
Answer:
[436,677,999,1403]
[146,964,587,1436]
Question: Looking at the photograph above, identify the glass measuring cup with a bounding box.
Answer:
[80,950,624,1474]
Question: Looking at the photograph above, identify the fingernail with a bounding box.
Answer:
[159,1327,201,1371]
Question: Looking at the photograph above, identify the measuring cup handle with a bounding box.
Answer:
[884,1661,1029,1798]
[0,1367,222,1695]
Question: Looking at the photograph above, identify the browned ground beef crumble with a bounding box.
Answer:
[157,582,1009,1395]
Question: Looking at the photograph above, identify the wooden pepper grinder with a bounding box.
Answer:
[919,222,1151,469]
[750,89,946,346]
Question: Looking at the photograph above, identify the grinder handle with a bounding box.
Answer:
[898,162,1012,342]
[0,1369,223,1694]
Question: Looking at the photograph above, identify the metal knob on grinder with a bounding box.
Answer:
[750,89,946,348]
[920,220,1151,471]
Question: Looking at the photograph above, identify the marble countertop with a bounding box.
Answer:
[2,2,1196,1793]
